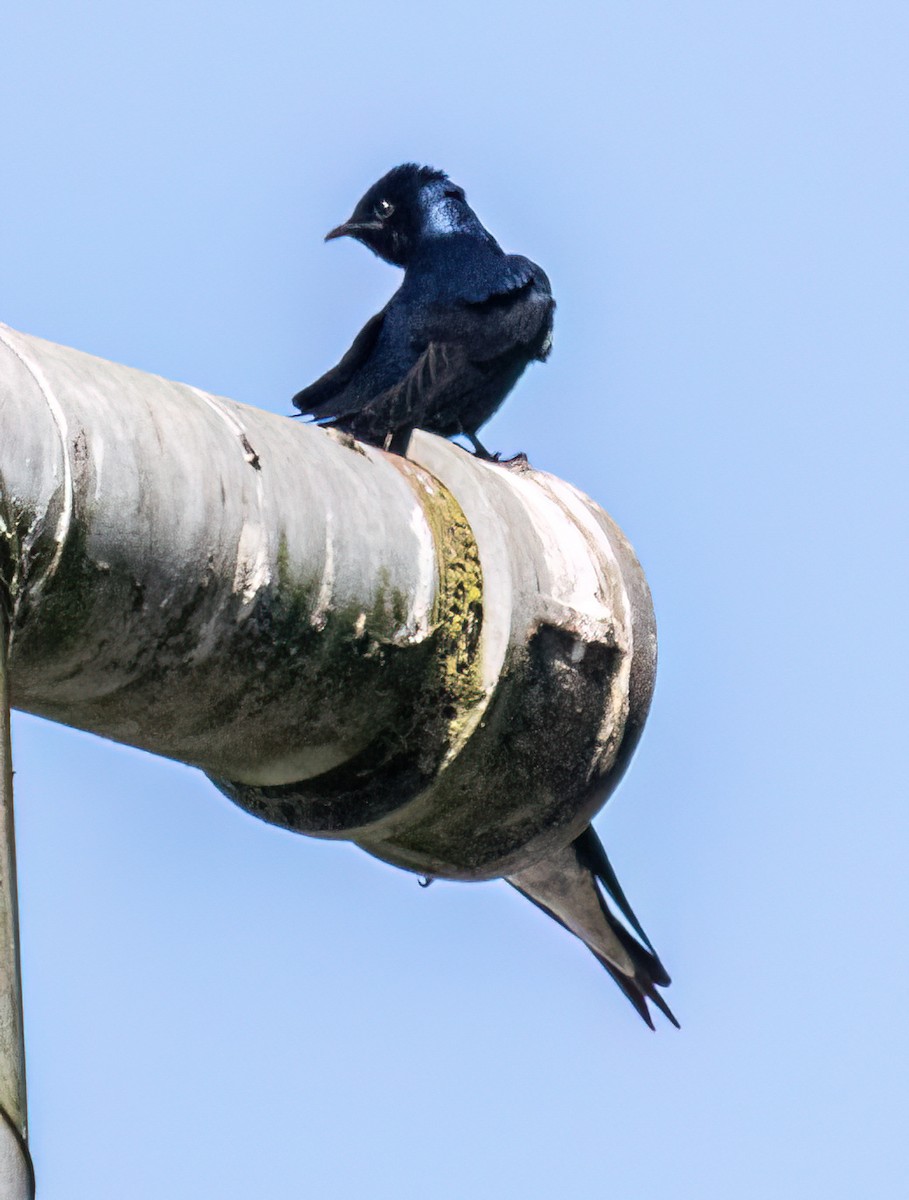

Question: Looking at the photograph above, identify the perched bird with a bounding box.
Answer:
[506,826,679,1029]
[292,163,555,458]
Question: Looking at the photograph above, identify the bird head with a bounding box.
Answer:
[325,163,474,267]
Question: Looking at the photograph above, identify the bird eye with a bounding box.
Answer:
[375,199,394,219]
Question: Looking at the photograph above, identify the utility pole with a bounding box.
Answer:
[0,612,32,1199]
[0,322,657,1194]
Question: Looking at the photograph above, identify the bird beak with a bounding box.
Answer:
[325,218,382,242]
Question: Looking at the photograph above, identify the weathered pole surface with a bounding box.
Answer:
[0,322,656,879]
[0,320,657,1187]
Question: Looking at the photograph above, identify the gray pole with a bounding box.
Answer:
[0,322,656,879]
[0,321,658,1188]
[0,611,34,1200]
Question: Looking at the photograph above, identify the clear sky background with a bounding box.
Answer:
[2,2,907,1197]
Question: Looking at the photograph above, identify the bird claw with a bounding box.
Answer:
[467,445,530,467]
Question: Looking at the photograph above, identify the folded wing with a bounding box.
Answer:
[291,254,554,449]
[291,306,388,420]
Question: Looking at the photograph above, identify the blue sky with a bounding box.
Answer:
[2,2,907,1197]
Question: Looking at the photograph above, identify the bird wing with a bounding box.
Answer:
[339,340,466,439]
[459,254,540,304]
[293,255,553,443]
[453,255,554,362]
[506,827,678,1030]
[330,261,554,442]
[292,306,387,419]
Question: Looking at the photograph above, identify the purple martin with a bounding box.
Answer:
[292,164,555,457]
[507,827,679,1029]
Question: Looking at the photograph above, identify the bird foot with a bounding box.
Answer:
[466,443,531,468]
[493,451,530,469]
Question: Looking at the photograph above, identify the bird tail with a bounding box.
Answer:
[506,826,678,1030]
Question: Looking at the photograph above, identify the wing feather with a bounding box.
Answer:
[292,307,387,419]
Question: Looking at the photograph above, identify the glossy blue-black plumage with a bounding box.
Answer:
[292,164,555,457]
